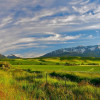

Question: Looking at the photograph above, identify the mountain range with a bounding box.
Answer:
[1,45,100,58]
[0,54,20,59]
[0,54,6,59]
[43,45,100,57]
[7,54,20,59]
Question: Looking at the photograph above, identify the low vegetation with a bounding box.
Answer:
[0,57,100,100]
[1,56,100,65]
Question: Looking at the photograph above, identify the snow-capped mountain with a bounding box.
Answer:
[7,54,20,59]
[43,45,100,57]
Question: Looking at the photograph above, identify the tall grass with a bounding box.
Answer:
[0,70,28,100]
[50,72,100,86]
[0,67,99,100]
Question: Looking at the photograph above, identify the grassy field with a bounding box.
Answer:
[1,56,100,65]
[0,57,100,100]
[13,65,100,73]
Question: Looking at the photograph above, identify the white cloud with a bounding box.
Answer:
[69,0,84,5]
[87,35,94,39]
[0,16,13,28]
[39,32,81,41]
[14,6,69,25]
[80,0,90,5]
[72,3,96,14]
[14,52,44,58]
[0,0,100,57]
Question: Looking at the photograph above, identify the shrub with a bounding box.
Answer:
[0,62,11,68]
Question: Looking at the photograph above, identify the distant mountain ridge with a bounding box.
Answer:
[43,45,100,57]
[0,54,20,59]
[7,54,20,59]
[0,54,6,59]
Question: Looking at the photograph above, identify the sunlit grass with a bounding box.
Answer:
[13,65,100,73]
[0,70,28,100]
[0,57,100,100]
[0,68,99,100]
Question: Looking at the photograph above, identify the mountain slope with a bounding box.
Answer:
[43,45,100,57]
[7,54,20,59]
[0,54,6,59]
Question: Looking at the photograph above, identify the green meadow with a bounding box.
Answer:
[0,57,100,100]
[13,65,100,73]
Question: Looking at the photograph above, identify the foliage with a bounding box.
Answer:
[0,62,11,68]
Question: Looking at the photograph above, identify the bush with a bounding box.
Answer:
[0,62,11,68]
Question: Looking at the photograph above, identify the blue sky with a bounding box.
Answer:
[0,0,100,57]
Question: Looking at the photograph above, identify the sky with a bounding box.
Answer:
[0,0,100,58]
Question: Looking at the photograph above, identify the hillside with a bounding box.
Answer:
[0,54,6,59]
[43,45,100,57]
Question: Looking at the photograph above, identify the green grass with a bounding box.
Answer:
[50,72,100,85]
[13,65,100,73]
[0,67,99,100]
[0,57,100,100]
[1,56,100,65]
